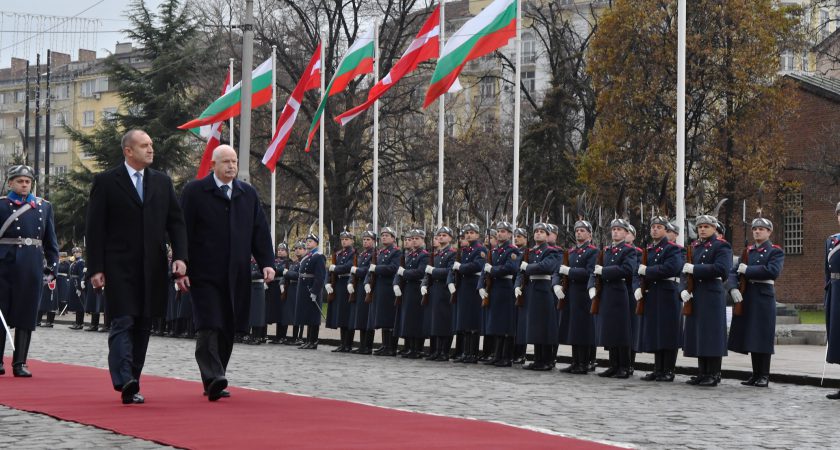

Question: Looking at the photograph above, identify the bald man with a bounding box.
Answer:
[179,145,275,401]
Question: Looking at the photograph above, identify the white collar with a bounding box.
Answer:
[213,173,234,191]
[124,161,145,179]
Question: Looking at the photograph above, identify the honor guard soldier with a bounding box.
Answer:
[681,214,732,387]
[636,216,685,382]
[266,244,288,343]
[478,221,520,367]
[727,217,784,388]
[554,220,598,374]
[281,241,306,345]
[0,165,59,377]
[245,257,268,344]
[68,247,86,329]
[349,230,376,354]
[587,219,637,378]
[447,223,487,363]
[38,252,61,327]
[479,228,498,362]
[512,227,529,364]
[423,226,456,360]
[326,230,357,352]
[393,229,429,358]
[296,234,326,349]
[516,222,561,370]
[826,203,840,399]
[364,227,402,356]
[666,223,680,244]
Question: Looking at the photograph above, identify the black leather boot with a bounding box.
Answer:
[698,357,721,387]
[451,333,464,360]
[299,327,313,349]
[12,329,32,377]
[345,329,355,352]
[45,311,55,327]
[436,336,452,361]
[309,326,320,349]
[642,351,661,381]
[478,336,494,362]
[373,329,389,355]
[612,346,630,379]
[483,337,502,365]
[0,330,5,375]
[512,344,527,365]
[753,353,770,387]
[742,353,759,386]
[425,337,439,360]
[332,328,346,352]
[494,336,513,367]
[462,333,477,363]
[657,349,677,382]
[85,313,100,331]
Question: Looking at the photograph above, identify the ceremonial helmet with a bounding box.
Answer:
[305,233,319,243]
[751,217,773,231]
[532,222,549,233]
[514,227,528,238]
[406,228,426,238]
[461,223,480,234]
[361,230,377,240]
[488,229,497,237]
[435,226,454,237]
[6,164,35,182]
[293,240,306,249]
[626,223,637,236]
[339,229,355,239]
[573,220,593,233]
[609,218,631,231]
[546,223,559,234]
[277,243,289,251]
[695,214,718,227]
[650,216,669,228]
[495,221,513,232]
[380,227,397,238]
[72,247,82,254]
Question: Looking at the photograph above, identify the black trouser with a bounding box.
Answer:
[75,310,84,325]
[751,352,771,377]
[108,316,151,389]
[195,328,235,389]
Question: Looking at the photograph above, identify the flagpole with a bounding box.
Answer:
[229,58,235,147]
[676,0,686,244]
[512,0,522,226]
[437,2,445,228]
[373,25,380,234]
[270,45,277,247]
[239,0,255,183]
[319,31,326,253]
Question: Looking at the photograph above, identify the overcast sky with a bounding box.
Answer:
[1,0,166,67]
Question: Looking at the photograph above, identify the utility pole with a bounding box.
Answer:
[44,49,52,199]
[238,0,255,183]
[24,61,30,156]
[34,53,41,185]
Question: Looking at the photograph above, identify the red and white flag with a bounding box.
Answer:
[335,6,440,126]
[196,73,232,179]
[262,44,322,171]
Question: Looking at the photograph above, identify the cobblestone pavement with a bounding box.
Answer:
[3,326,837,448]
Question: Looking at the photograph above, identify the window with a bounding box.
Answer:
[801,51,809,71]
[52,111,67,127]
[51,138,69,154]
[83,110,95,127]
[821,9,831,42]
[780,51,794,72]
[102,107,117,121]
[51,165,67,176]
[481,112,495,134]
[52,84,70,100]
[0,93,7,104]
[523,70,536,96]
[96,76,109,93]
[15,116,25,129]
[480,77,496,100]
[15,90,25,103]
[0,117,5,131]
[522,33,537,64]
[783,190,803,255]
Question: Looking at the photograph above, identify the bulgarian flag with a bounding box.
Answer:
[304,28,375,152]
[178,56,273,130]
[262,44,322,172]
[195,73,232,179]
[423,0,516,108]
[335,6,440,126]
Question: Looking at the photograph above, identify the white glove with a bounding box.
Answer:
[351,266,357,274]
[453,261,461,271]
[515,287,523,298]
[594,265,603,275]
[393,285,402,297]
[369,264,377,271]
[737,263,748,274]
[680,290,692,302]
[325,284,334,295]
[588,287,597,299]
[559,265,570,275]
[448,283,456,294]
[364,284,372,294]
[76,289,82,297]
[347,283,354,295]
[81,280,86,289]
[310,293,317,302]
[329,264,336,272]
[479,288,488,299]
[174,281,180,292]
[83,267,87,273]
[634,288,643,301]
[283,268,289,275]
[397,267,405,276]
[425,265,434,275]
[264,283,269,290]
[553,285,565,300]
[280,284,285,294]
[638,264,647,276]
[484,263,493,274]
[520,261,528,271]
[730,289,743,303]
[420,286,428,296]
[682,263,694,274]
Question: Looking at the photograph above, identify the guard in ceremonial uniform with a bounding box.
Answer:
[449,231,467,360]
[681,214,732,387]
[727,218,784,387]
[281,241,305,345]
[479,228,498,362]
[587,219,637,378]
[364,227,402,356]
[393,229,429,358]
[447,223,487,363]
[245,258,267,344]
[348,231,375,353]
[423,226,456,361]
[326,230,357,352]
[478,221,520,367]
[266,244,288,343]
[517,222,561,370]
[38,254,60,327]
[825,203,840,399]
[636,216,685,382]
[513,227,529,364]
[0,165,59,376]
[295,234,326,349]
[554,220,598,374]
[68,248,87,329]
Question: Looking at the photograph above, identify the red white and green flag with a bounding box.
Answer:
[335,6,440,126]
[178,56,273,130]
[423,0,516,108]
[304,28,375,152]
[262,44,322,172]
[195,73,232,179]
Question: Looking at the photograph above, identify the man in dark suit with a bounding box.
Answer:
[85,129,188,404]
[179,145,275,401]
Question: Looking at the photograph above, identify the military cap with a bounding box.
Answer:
[533,222,549,233]
[495,221,513,232]
[435,226,454,237]
[650,216,670,227]
[627,223,637,236]
[406,228,426,238]
[380,226,397,238]
[294,240,306,249]
[277,243,289,251]
[752,217,773,231]
[573,220,593,233]
[361,230,377,239]
[546,223,559,234]
[514,227,528,238]
[461,223,480,234]
[609,218,631,231]
[339,230,354,239]
[488,229,497,237]
[695,214,718,227]
[7,164,35,181]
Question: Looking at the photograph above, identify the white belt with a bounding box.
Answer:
[252,279,265,283]
[299,274,315,279]
[530,275,551,280]
[749,279,774,285]
[665,277,680,283]
[499,275,513,280]
[0,237,41,247]
[831,273,840,280]
[338,274,351,278]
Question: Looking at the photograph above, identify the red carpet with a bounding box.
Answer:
[0,357,619,449]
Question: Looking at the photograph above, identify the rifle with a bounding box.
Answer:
[348,252,358,303]
[590,249,604,314]
[683,245,695,316]
[327,251,337,303]
[365,248,378,304]
[558,249,570,310]
[450,245,462,304]
[394,252,406,306]
[636,247,648,315]
[515,248,530,307]
[734,246,748,316]
[482,247,493,308]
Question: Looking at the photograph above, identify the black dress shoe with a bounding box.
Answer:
[598,367,618,378]
[434,353,449,361]
[481,358,499,365]
[69,324,83,330]
[826,390,840,400]
[43,323,54,328]
[493,359,512,367]
[511,356,526,365]
[12,364,32,377]
[121,379,140,404]
[685,376,700,385]
[752,376,769,388]
[640,372,659,381]
[84,326,99,331]
[741,376,757,386]
[424,352,439,361]
[655,372,675,382]
[570,365,589,375]
[560,364,577,373]
[331,345,345,353]
[0,362,4,375]
[204,389,231,398]
[697,376,719,387]
[99,327,110,333]
[123,394,145,404]
[207,377,228,401]
[611,369,630,379]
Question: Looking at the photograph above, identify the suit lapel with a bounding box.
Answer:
[115,165,143,207]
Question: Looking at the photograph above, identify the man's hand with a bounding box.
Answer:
[594,265,603,275]
[176,275,191,293]
[393,285,402,297]
[479,288,488,299]
[638,264,647,276]
[424,265,434,275]
[329,264,336,272]
[347,283,355,295]
[310,293,317,302]
[484,263,493,274]
[680,290,692,303]
[553,285,565,300]
[682,263,694,274]
[737,263,748,275]
[364,284,372,294]
[172,260,187,277]
[559,265,570,275]
[452,261,461,271]
[420,286,428,296]
[588,287,597,299]
[91,272,105,289]
[520,261,528,272]
[514,287,523,298]
[263,267,276,283]
[351,266,357,274]
[448,283,456,294]
[397,267,405,276]
[369,264,377,272]
[730,289,743,303]
[634,288,643,301]
[325,284,334,295]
